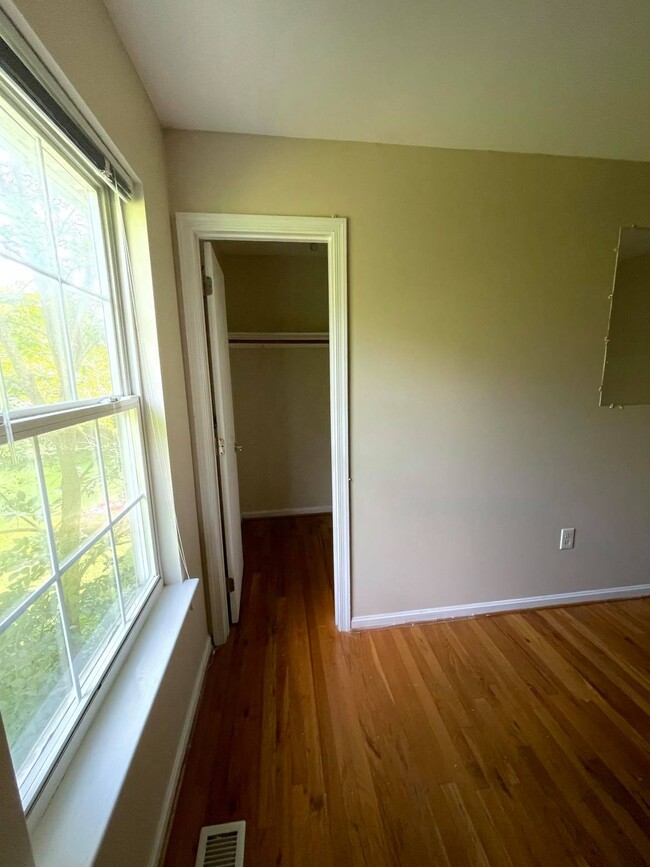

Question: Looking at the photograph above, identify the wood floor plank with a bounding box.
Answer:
[462,618,648,865]
[163,515,650,866]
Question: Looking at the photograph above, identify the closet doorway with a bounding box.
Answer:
[176,215,350,645]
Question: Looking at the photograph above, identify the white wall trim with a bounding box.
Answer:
[242,506,333,519]
[176,214,351,634]
[150,636,212,867]
[351,583,650,630]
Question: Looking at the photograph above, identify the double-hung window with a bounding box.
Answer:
[0,54,159,809]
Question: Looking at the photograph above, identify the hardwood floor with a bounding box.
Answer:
[163,514,650,866]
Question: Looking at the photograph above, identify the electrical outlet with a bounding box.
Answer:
[560,528,575,550]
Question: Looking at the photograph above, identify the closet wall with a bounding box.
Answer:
[218,247,331,516]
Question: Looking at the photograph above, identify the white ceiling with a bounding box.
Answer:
[104,0,650,162]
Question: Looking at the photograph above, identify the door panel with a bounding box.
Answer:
[204,242,244,622]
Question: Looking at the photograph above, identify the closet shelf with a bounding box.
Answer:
[228,331,329,347]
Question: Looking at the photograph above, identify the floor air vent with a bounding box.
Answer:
[195,821,246,867]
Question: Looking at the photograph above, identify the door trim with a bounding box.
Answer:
[176,213,351,642]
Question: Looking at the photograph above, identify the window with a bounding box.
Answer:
[0,79,159,809]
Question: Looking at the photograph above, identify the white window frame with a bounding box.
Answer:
[0,71,162,821]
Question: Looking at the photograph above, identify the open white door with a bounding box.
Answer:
[203,243,244,622]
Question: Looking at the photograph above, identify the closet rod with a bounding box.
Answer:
[228,331,329,347]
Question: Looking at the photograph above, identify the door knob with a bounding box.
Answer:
[235,443,243,452]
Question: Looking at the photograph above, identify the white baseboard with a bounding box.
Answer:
[242,506,333,519]
[351,583,650,631]
[150,636,212,867]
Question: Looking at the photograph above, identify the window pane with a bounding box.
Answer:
[0,588,73,774]
[0,256,74,409]
[114,501,154,615]
[43,151,104,296]
[61,533,120,678]
[0,102,55,273]
[0,440,51,624]
[98,410,146,518]
[63,288,115,399]
[40,421,108,564]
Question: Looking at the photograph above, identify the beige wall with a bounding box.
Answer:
[231,347,332,514]
[4,1,209,862]
[602,250,650,405]
[220,251,328,332]
[165,129,650,617]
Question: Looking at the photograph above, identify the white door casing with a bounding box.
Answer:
[177,213,350,643]
[204,243,244,623]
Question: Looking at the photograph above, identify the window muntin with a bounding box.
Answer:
[0,82,159,809]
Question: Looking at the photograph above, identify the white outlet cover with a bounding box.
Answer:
[560,528,576,550]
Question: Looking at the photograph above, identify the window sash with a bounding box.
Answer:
[0,74,131,415]
[1,400,161,807]
[0,394,139,445]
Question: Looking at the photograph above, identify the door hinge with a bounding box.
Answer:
[226,576,235,593]
[202,274,213,296]
[217,436,225,455]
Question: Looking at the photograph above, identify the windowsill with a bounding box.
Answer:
[29,578,200,867]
